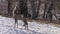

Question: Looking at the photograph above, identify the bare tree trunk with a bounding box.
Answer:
[36,0,41,18]
[30,0,39,19]
[8,0,13,16]
[43,0,48,19]
[43,0,53,22]
[43,3,47,19]
[47,0,53,22]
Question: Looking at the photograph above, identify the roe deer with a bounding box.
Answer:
[12,2,18,28]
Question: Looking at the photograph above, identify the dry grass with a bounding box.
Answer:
[29,19,60,28]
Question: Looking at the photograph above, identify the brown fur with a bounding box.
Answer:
[23,17,28,30]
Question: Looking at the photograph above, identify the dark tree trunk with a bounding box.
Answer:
[30,0,37,19]
[43,3,47,19]
[8,0,13,16]
[36,0,41,18]
[19,0,28,18]
[47,0,53,22]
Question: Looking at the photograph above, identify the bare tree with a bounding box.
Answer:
[43,0,53,22]
[8,0,13,16]
[36,0,41,18]
[30,0,36,19]
[47,0,53,22]
[43,0,47,19]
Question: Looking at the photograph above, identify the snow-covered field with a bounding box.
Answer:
[0,16,60,34]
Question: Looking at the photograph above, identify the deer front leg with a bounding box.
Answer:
[25,24,28,30]
[17,21,18,28]
[15,20,18,28]
[14,16,18,28]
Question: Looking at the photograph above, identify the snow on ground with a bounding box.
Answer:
[0,16,60,34]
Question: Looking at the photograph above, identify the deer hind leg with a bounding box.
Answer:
[26,24,28,30]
